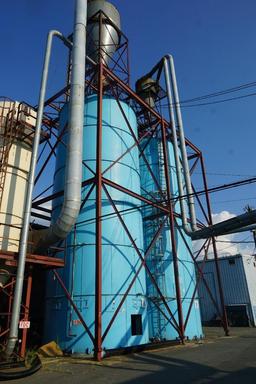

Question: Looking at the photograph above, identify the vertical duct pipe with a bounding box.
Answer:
[36,0,87,248]
[138,56,256,239]
[5,0,88,357]
[164,55,256,239]
[165,55,197,232]
[163,58,191,233]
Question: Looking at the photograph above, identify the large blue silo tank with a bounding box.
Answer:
[44,95,149,354]
[140,137,202,341]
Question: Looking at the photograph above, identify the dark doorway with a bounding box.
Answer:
[225,305,250,327]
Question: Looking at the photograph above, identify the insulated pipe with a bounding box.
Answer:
[166,55,198,232]
[225,224,256,235]
[36,0,87,249]
[163,58,191,234]
[148,56,256,240]
[6,0,88,357]
[5,29,69,357]
[192,209,256,240]
[165,60,256,239]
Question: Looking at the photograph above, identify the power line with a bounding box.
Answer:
[34,176,256,227]
[180,81,256,104]
[216,240,254,244]
[211,197,256,205]
[162,91,256,108]
[193,236,253,255]
[195,172,256,178]
[74,176,256,227]
[185,176,256,200]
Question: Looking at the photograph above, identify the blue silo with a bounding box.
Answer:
[140,136,202,341]
[44,95,149,354]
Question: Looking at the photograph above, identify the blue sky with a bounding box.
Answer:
[1,0,256,254]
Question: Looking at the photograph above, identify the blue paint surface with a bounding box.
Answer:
[44,95,149,353]
[140,137,203,341]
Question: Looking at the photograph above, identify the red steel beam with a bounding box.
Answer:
[103,66,201,155]
[102,184,181,334]
[192,184,210,225]
[53,270,94,343]
[160,119,185,342]
[103,178,169,214]
[32,177,95,208]
[175,222,225,325]
[20,274,32,358]
[80,183,96,211]
[184,239,211,330]
[0,252,64,268]
[35,124,67,185]
[102,216,178,341]
[95,60,104,361]
[102,128,154,177]
[111,87,166,201]
[7,278,15,331]
[200,155,229,336]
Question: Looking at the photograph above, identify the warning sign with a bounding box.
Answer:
[19,321,30,329]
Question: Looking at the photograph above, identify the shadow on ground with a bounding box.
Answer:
[107,352,256,384]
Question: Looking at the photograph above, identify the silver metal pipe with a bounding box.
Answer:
[191,209,256,240]
[163,58,191,234]
[166,54,198,232]
[36,0,87,249]
[165,55,256,239]
[141,56,256,240]
[5,29,64,357]
[6,0,88,357]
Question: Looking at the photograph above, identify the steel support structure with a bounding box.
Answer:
[0,12,230,359]
[160,119,185,342]
[26,51,230,358]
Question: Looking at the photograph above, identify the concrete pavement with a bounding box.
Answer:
[4,328,256,383]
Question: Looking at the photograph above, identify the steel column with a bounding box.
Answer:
[52,270,94,342]
[200,155,229,336]
[20,274,32,358]
[103,184,180,334]
[95,58,104,361]
[160,120,185,342]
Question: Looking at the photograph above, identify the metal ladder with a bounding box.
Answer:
[151,141,169,339]
[143,139,169,340]
[157,140,167,193]
[150,217,167,340]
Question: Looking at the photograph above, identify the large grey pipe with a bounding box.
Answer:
[163,55,256,239]
[192,209,256,240]
[166,55,198,232]
[36,0,87,248]
[163,58,191,234]
[163,55,197,234]
[5,0,88,357]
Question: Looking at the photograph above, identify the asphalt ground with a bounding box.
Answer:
[3,327,256,383]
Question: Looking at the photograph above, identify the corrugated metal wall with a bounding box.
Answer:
[198,255,256,325]
[242,256,256,325]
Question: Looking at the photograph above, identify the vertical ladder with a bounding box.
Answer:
[150,217,167,340]
[157,140,167,193]
[145,139,170,340]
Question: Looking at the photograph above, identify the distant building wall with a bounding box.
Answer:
[198,255,256,326]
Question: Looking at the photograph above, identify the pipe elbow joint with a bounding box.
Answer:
[165,54,174,62]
